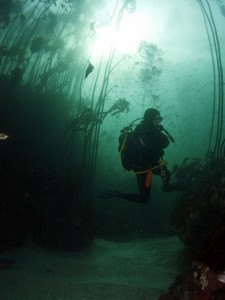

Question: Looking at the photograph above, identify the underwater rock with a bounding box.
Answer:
[171,158,225,272]
[159,261,225,300]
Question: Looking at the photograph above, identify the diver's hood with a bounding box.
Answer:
[143,108,160,129]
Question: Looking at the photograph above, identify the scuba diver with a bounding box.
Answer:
[99,108,174,203]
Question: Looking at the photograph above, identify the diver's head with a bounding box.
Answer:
[143,108,163,129]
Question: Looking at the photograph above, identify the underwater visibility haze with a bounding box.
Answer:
[0,0,225,299]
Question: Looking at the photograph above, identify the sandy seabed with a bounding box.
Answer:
[0,236,185,300]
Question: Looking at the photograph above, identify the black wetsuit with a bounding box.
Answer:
[117,122,170,203]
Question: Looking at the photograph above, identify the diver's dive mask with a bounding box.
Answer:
[153,114,163,126]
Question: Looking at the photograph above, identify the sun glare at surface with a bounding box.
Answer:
[117,12,150,53]
[91,11,151,57]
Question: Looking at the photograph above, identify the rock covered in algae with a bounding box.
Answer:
[171,157,225,272]
[159,261,225,300]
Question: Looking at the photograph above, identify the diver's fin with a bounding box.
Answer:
[97,190,116,199]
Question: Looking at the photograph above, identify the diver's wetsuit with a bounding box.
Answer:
[115,121,171,203]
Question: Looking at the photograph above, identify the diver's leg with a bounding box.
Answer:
[98,189,144,202]
[98,173,150,203]
[112,173,151,203]
[136,172,151,202]
[112,190,143,202]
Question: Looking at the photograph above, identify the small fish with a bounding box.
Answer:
[0,133,9,140]
[85,61,94,79]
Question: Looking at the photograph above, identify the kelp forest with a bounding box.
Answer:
[0,0,172,251]
[0,1,225,296]
[0,0,143,250]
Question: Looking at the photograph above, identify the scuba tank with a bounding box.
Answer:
[118,118,175,171]
[118,119,142,170]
